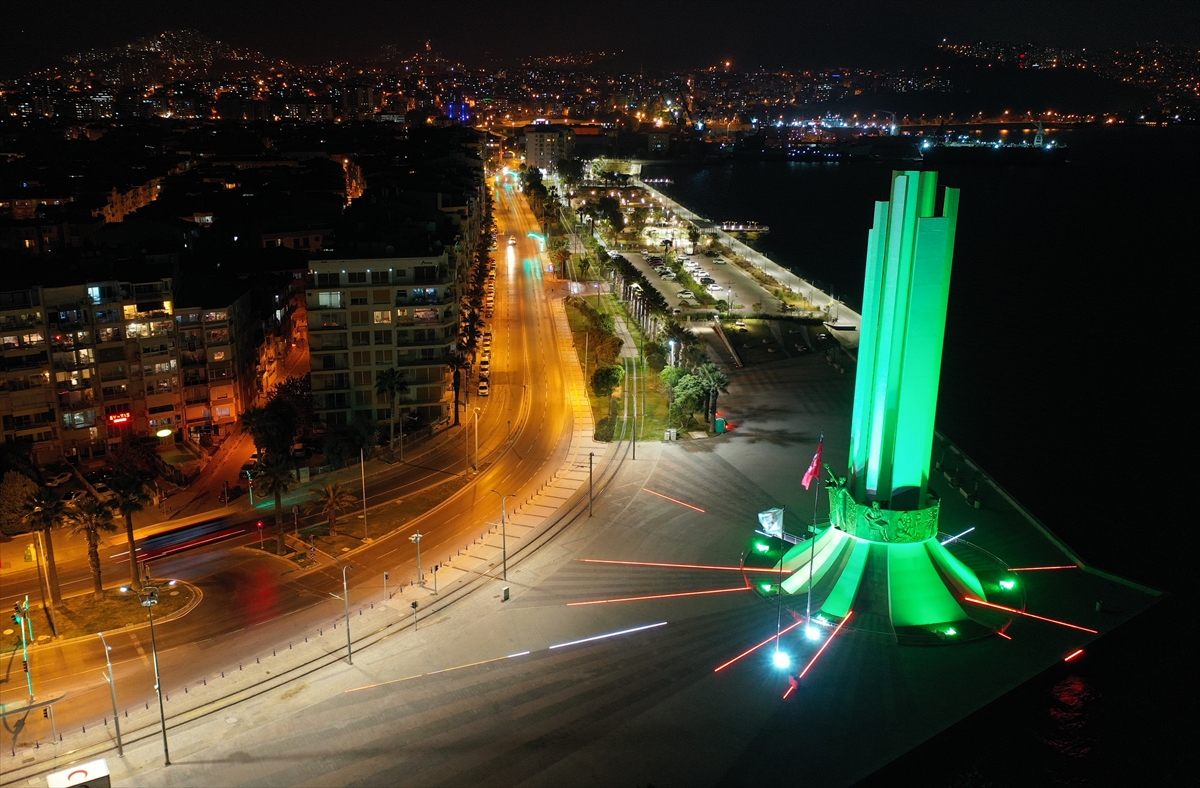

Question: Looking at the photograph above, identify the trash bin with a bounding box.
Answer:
[669,428,678,441]
[715,417,726,434]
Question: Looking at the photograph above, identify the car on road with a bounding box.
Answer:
[291,443,310,459]
[240,460,258,475]
[700,276,716,285]
[677,290,695,299]
[478,378,490,397]
[62,490,87,503]
[507,235,516,246]
[661,272,677,281]
[707,283,724,292]
[713,257,727,264]
[734,320,747,329]
[45,471,73,487]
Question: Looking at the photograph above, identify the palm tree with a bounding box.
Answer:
[446,350,468,426]
[303,482,358,536]
[241,404,285,458]
[253,456,298,555]
[66,498,118,600]
[23,488,66,605]
[109,474,152,589]
[375,368,409,456]
[693,363,730,425]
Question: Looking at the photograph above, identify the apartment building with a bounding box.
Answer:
[307,253,457,430]
[523,123,574,170]
[0,277,184,465]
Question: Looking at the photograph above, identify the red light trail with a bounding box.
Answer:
[963,597,1098,633]
[1007,565,1077,572]
[568,587,750,606]
[1064,648,1084,662]
[642,488,706,513]
[714,620,805,672]
[798,611,854,680]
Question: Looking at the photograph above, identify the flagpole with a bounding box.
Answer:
[807,433,823,626]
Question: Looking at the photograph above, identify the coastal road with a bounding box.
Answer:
[0,180,580,741]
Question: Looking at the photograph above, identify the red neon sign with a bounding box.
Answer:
[108,412,131,424]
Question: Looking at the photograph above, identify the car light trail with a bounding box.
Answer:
[940,527,975,545]
[714,620,805,672]
[568,587,750,606]
[1064,648,1085,662]
[345,650,533,693]
[1007,565,1077,571]
[797,611,854,680]
[548,621,668,650]
[578,558,779,573]
[642,488,706,513]
[962,598,1098,633]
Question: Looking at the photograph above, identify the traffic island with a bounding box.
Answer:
[4,582,197,646]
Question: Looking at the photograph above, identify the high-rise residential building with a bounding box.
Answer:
[523,123,574,170]
[306,253,457,431]
[0,277,184,465]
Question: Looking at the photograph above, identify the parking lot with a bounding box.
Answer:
[619,248,783,319]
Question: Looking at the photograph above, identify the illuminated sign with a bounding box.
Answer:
[108,412,131,425]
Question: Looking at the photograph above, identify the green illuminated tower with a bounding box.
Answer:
[776,171,989,641]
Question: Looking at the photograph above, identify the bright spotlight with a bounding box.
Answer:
[805,625,822,641]
[772,650,791,669]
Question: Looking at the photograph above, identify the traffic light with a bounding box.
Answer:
[11,603,21,626]
[22,659,28,673]
[257,520,264,529]
[42,708,48,719]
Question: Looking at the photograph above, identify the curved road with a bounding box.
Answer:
[0,181,577,740]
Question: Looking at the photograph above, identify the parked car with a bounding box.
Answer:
[291,443,310,459]
[713,257,727,265]
[62,490,87,503]
[240,460,258,475]
[219,484,244,504]
[707,283,724,292]
[479,359,490,375]
[700,276,716,285]
[662,272,677,281]
[678,290,695,299]
[45,471,73,487]
[478,378,490,397]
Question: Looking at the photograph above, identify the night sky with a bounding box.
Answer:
[2,0,1198,75]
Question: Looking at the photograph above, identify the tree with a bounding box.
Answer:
[557,158,585,185]
[629,207,651,238]
[253,456,297,555]
[687,225,702,254]
[66,498,118,600]
[591,363,626,398]
[671,374,706,427]
[241,405,288,459]
[374,368,409,456]
[270,375,314,440]
[23,488,66,605]
[109,474,152,589]
[446,350,468,426]
[659,366,687,390]
[304,482,358,536]
[0,470,38,536]
[693,363,730,424]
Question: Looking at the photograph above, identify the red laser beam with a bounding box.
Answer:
[642,488,706,513]
[714,620,805,672]
[963,597,1098,633]
[1008,565,1077,572]
[995,630,1013,641]
[797,611,854,680]
[568,587,750,606]
[578,558,779,573]
[1064,648,1084,662]
[782,685,796,700]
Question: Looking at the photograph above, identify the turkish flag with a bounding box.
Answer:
[802,438,823,491]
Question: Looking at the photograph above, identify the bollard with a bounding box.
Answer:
[273,649,276,657]
[305,636,309,643]
[221,671,225,678]
[184,686,188,694]
[166,694,169,701]
[256,657,260,664]
[125,710,129,718]
[203,678,207,685]
[289,643,293,650]
[104,717,108,726]
[239,663,243,671]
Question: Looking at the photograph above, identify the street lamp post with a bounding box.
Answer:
[338,562,352,664]
[359,448,368,540]
[474,407,482,471]
[97,631,123,757]
[489,491,514,580]
[588,452,594,517]
[668,339,677,368]
[138,581,169,767]
[409,531,423,585]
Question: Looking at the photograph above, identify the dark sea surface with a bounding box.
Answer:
[643,127,1196,785]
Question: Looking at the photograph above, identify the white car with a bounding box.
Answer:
[678,290,695,299]
[46,471,73,487]
[478,379,490,397]
[707,283,724,292]
[713,257,727,264]
[661,272,677,281]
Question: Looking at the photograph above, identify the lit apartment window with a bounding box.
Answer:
[372,310,392,325]
[317,291,343,308]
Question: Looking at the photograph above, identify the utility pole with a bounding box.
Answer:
[98,631,123,757]
[138,579,169,767]
[409,531,423,585]
[588,452,594,517]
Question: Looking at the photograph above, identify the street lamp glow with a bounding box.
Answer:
[155,428,172,438]
[772,650,791,669]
